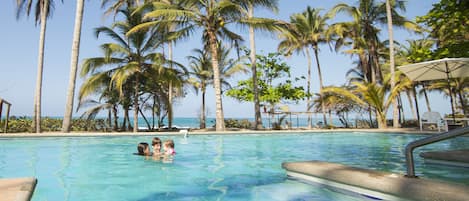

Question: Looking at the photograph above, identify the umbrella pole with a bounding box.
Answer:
[445,62,456,122]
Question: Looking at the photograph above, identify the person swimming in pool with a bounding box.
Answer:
[151,137,162,159]
[163,139,176,156]
[135,142,151,156]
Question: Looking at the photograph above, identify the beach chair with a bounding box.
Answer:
[419,112,447,132]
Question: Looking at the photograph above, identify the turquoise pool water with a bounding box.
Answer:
[0,132,468,201]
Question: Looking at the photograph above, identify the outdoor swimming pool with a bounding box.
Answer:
[0,132,468,201]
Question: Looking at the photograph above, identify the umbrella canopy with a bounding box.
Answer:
[398,58,469,119]
[398,58,469,81]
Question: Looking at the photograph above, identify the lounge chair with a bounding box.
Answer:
[420,112,447,132]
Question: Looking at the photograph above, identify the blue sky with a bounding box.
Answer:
[0,0,446,119]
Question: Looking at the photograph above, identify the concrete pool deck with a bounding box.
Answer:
[0,178,37,201]
[0,127,446,138]
[283,161,469,201]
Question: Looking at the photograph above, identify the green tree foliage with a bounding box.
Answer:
[227,51,307,108]
[416,0,469,58]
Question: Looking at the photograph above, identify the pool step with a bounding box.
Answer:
[420,149,469,168]
[0,177,37,201]
[282,161,469,201]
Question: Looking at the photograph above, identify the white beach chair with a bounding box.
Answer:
[419,112,447,132]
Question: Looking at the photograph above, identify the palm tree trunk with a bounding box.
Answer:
[107,108,112,129]
[33,1,49,133]
[208,32,225,131]
[168,41,174,129]
[421,83,432,112]
[386,0,399,128]
[200,89,206,129]
[133,78,139,133]
[62,0,85,132]
[313,46,327,126]
[412,86,420,123]
[406,90,417,120]
[248,4,262,130]
[377,112,387,129]
[123,107,129,131]
[305,48,313,129]
[113,105,118,131]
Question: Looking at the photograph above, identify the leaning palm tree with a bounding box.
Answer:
[130,0,247,131]
[62,0,85,132]
[323,73,407,129]
[278,7,330,128]
[16,0,61,133]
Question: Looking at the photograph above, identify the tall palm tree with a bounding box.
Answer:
[187,49,211,129]
[62,0,85,132]
[386,0,398,128]
[398,39,435,112]
[16,0,61,133]
[330,0,416,84]
[130,0,246,131]
[278,7,330,128]
[235,0,279,130]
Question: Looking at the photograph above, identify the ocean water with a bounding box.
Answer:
[138,116,347,129]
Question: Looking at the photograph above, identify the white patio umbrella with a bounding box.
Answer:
[398,58,469,119]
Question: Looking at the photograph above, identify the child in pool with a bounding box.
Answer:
[136,142,151,156]
[151,137,162,159]
[163,139,176,156]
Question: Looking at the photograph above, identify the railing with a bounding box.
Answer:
[405,126,469,177]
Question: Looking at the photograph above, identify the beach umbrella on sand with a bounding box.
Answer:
[398,58,469,119]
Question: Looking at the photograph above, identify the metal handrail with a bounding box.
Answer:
[405,126,469,177]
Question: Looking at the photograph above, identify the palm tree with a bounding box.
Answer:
[398,39,435,113]
[101,0,143,17]
[278,7,330,128]
[62,0,85,132]
[16,0,61,133]
[235,0,279,130]
[187,49,211,129]
[78,69,121,131]
[323,73,408,128]
[330,0,416,84]
[80,8,170,132]
[385,0,398,128]
[130,0,246,131]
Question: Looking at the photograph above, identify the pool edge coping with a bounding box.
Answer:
[0,128,441,138]
[282,161,469,201]
[0,177,37,201]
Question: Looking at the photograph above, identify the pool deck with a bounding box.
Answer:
[0,178,37,201]
[282,161,469,201]
[0,127,446,138]
[420,149,469,167]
